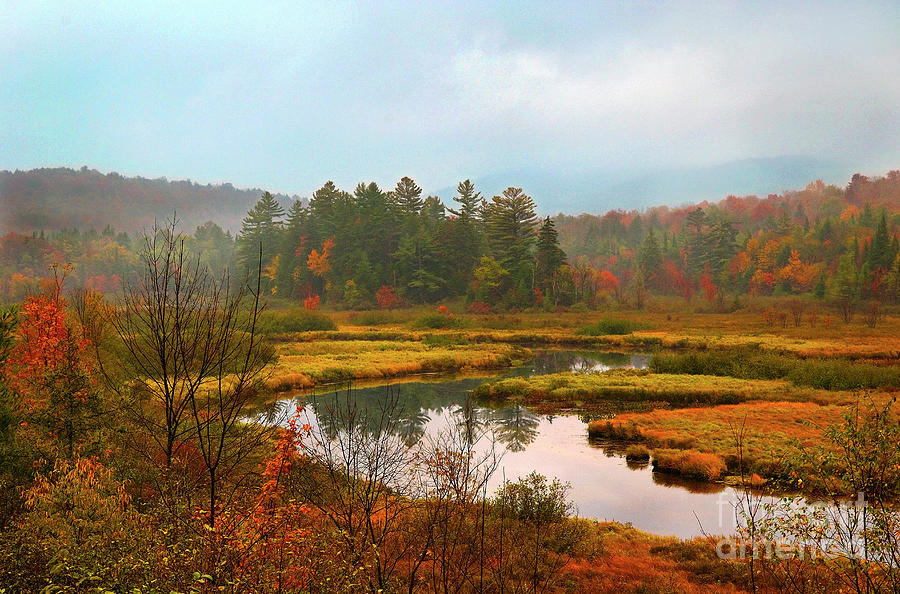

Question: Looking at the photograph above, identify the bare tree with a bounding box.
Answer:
[102,217,278,519]
[297,386,422,592]
[414,398,500,594]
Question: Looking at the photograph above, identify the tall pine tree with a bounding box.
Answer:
[236,191,284,283]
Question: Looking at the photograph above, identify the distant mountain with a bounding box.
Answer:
[434,156,851,215]
[0,167,297,235]
[1,157,855,237]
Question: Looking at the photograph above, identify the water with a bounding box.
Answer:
[275,350,786,539]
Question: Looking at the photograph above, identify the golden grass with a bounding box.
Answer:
[471,369,848,407]
[588,401,848,487]
[266,339,530,392]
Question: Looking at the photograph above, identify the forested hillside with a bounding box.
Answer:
[0,167,296,235]
[2,169,900,316]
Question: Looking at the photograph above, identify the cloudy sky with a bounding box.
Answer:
[3,1,899,202]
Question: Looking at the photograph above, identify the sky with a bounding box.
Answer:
[3,1,900,203]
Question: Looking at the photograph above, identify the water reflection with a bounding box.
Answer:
[513,350,649,377]
[486,405,540,452]
[276,350,757,539]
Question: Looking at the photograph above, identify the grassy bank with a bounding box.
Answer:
[587,401,848,489]
[267,339,531,392]
[650,349,900,391]
[470,369,836,408]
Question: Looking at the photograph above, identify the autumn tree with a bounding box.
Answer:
[6,268,98,459]
[307,236,334,299]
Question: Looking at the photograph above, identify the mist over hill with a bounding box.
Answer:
[0,167,297,235]
[435,156,849,215]
[0,156,861,237]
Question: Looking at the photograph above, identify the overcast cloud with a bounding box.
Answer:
[2,1,899,201]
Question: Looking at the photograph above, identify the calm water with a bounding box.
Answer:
[278,350,762,539]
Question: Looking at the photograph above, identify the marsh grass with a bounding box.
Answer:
[650,349,900,390]
[410,312,466,330]
[588,401,847,487]
[267,339,529,392]
[471,369,807,407]
[576,318,650,336]
[257,308,337,333]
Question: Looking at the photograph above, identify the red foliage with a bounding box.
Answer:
[303,294,320,310]
[375,285,400,309]
[6,291,90,401]
[596,269,619,292]
[466,301,492,314]
[662,261,692,300]
[698,268,718,303]
[436,305,451,316]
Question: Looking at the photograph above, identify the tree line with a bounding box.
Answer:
[2,170,900,315]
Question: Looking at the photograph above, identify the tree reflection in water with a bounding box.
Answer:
[297,381,543,454]
[487,405,540,452]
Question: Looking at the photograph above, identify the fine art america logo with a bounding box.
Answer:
[713,492,885,561]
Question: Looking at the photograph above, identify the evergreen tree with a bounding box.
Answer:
[392,176,424,216]
[275,200,306,298]
[448,179,483,221]
[236,191,284,281]
[866,211,895,271]
[638,229,662,277]
[484,187,538,303]
[535,217,567,298]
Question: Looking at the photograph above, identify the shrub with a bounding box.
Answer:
[258,309,337,333]
[466,301,492,315]
[493,471,573,524]
[303,294,320,310]
[652,449,726,481]
[375,285,400,309]
[576,318,647,336]
[411,312,462,330]
[624,444,651,461]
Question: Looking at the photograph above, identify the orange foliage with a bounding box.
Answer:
[303,294,320,310]
[375,285,400,309]
[307,237,334,277]
[776,250,818,292]
[840,204,860,221]
[596,269,619,292]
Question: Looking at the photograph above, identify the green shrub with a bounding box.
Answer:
[410,313,463,330]
[258,309,337,333]
[576,318,647,336]
[350,310,405,326]
[650,350,900,391]
[493,471,573,523]
[624,444,651,461]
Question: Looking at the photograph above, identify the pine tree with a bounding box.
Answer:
[392,176,424,216]
[275,200,306,297]
[535,217,566,287]
[236,192,284,279]
[484,188,538,303]
[448,179,483,221]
